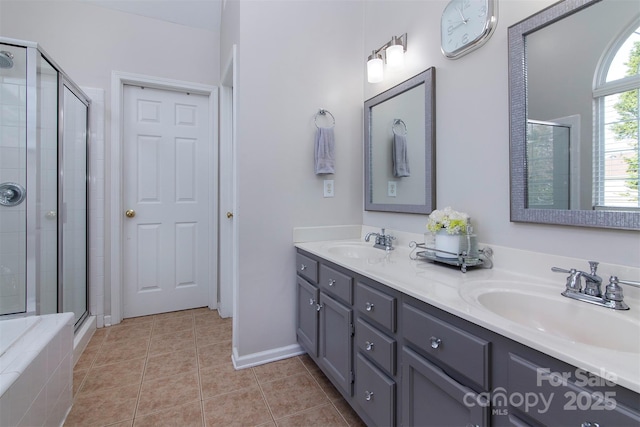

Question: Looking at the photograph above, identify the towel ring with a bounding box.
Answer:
[392,119,407,136]
[314,109,335,129]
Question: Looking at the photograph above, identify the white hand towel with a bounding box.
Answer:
[392,133,410,177]
[315,127,335,175]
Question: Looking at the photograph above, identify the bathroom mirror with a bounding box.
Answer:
[364,68,436,214]
[509,0,640,229]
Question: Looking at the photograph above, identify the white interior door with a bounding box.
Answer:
[122,85,211,318]
[218,47,237,319]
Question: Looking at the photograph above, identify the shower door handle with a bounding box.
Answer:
[125,209,136,218]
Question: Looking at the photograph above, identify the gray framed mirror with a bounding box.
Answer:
[509,0,640,229]
[364,68,436,214]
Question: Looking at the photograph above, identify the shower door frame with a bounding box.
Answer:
[0,37,91,323]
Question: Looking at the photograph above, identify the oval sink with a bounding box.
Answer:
[464,286,640,353]
[326,243,388,260]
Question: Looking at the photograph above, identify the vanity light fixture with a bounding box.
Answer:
[366,33,408,83]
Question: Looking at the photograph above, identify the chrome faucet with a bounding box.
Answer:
[365,228,395,251]
[552,261,639,310]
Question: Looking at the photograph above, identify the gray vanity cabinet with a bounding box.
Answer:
[296,251,354,397]
[295,249,640,427]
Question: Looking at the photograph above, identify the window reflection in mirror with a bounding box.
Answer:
[525,0,639,212]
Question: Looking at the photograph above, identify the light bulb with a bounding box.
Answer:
[367,53,384,83]
[386,44,405,69]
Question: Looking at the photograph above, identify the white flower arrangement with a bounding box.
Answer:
[426,207,469,235]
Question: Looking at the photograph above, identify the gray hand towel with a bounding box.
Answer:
[392,133,410,177]
[315,127,335,174]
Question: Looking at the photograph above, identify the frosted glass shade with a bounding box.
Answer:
[367,57,384,83]
[386,44,405,68]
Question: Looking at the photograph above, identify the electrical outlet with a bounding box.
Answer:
[388,181,397,197]
[324,180,334,198]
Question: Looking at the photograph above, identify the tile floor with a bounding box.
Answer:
[66,307,366,427]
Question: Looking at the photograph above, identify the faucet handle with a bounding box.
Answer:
[380,228,386,235]
[551,266,573,274]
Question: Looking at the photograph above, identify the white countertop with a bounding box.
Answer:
[294,231,640,394]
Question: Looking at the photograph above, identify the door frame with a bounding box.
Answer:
[218,45,238,321]
[109,71,218,325]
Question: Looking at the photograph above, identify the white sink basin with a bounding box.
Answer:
[326,242,388,260]
[461,282,640,353]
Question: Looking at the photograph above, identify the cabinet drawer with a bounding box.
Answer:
[356,318,396,375]
[296,252,318,284]
[355,353,396,427]
[402,303,489,390]
[508,353,640,425]
[319,264,353,304]
[355,281,396,332]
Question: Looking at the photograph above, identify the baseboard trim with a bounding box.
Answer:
[232,343,305,370]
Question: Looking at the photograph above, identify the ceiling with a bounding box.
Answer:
[80,0,223,32]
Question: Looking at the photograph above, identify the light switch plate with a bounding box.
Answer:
[388,181,397,197]
[324,180,334,198]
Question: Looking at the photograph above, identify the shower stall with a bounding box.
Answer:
[0,37,89,329]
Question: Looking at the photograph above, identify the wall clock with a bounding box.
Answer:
[441,0,498,59]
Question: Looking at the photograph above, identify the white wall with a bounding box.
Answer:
[362,0,640,268]
[229,0,364,358]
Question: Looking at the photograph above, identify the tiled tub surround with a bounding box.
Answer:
[67,308,365,426]
[294,226,640,394]
[0,312,75,426]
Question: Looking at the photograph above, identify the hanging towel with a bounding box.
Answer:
[392,133,410,177]
[314,127,335,174]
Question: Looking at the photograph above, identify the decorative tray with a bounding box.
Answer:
[409,241,493,273]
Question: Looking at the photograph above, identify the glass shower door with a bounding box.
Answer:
[0,44,27,316]
[61,83,88,326]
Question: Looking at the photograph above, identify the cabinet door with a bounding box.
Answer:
[297,277,319,357]
[356,352,396,426]
[402,347,488,427]
[319,291,353,396]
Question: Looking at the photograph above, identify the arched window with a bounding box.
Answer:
[593,19,640,209]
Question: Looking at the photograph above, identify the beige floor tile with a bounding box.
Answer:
[197,340,232,369]
[133,401,203,427]
[200,363,257,399]
[153,315,195,335]
[105,323,153,344]
[144,347,197,380]
[120,315,155,326]
[148,329,195,356]
[194,312,231,328]
[93,337,150,366]
[81,357,146,393]
[105,421,134,427]
[260,372,329,419]
[154,309,196,320]
[275,403,348,426]
[137,372,200,416]
[73,369,88,396]
[307,365,343,401]
[65,383,139,427]
[195,323,231,347]
[332,399,367,427]
[74,345,100,372]
[202,387,272,427]
[253,357,308,384]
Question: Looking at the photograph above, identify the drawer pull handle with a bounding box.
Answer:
[316,303,323,312]
[430,336,442,349]
[300,264,307,271]
[309,298,315,306]
[365,302,375,312]
[365,341,374,351]
[581,423,600,427]
[365,390,374,401]
[328,279,336,286]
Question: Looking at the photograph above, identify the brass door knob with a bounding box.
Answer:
[226,212,233,219]
[125,209,136,218]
